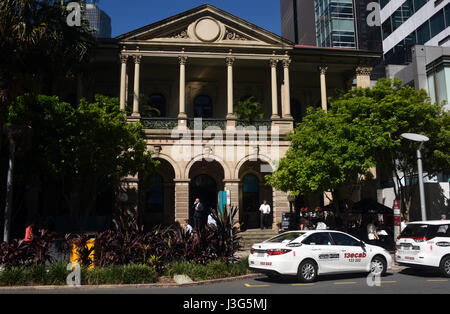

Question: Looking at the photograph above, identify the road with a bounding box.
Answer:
[2,268,449,294]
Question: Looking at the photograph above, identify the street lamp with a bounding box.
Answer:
[401,133,429,221]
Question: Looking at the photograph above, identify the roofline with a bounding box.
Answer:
[115,3,293,46]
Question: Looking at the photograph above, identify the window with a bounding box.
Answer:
[302,232,333,245]
[392,8,403,31]
[382,18,392,39]
[413,0,427,12]
[430,10,445,37]
[445,3,450,27]
[436,225,450,237]
[330,232,360,246]
[194,95,213,118]
[266,232,304,243]
[417,21,430,44]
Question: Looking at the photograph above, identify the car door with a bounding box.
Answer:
[301,232,340,274]
[329,232,368,272]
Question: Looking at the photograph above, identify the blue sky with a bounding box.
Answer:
[99,0,281,38]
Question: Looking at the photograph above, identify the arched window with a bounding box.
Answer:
[194,95,213,118]
[145,174,164,212]
[242,174,259,212]
[144,94,166,117]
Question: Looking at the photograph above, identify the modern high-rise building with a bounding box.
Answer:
[381,0,450,65]
[281,0,383,51]
[85,3,112,38]
[281,0,384,79]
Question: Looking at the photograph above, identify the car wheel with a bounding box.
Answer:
[370,256,387,277]
[297,260,317,283]
[439,256,450,278]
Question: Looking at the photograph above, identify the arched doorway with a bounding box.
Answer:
[238,159,273,230]
[140,158,175,229]
[190,174,217,212]
[188,159,225,222]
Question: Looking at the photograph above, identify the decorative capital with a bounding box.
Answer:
[120,54,128,64]
[318,66,328,75]
[179,56,188,65]
[225,56,235,67]
[282,59,291,68]
[270,59,278,68]
[133,55,142,64]
[355,66,373,76]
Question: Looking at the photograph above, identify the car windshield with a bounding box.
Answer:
[265,232,304,243]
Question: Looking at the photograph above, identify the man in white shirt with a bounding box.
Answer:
[401,218,407,232]
[259,200,271,230]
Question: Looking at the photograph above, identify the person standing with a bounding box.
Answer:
[183,219,193,235]
[193,198,204,230]
[441,214,447,220]
[259,200,271,230]
[24,221,34,242]
[401,218,408,232]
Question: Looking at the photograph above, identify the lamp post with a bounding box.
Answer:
[401,133,429,221]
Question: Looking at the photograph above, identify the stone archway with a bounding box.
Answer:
[237,159,273,230]
[140,158,175,229]
[188,159,225,222]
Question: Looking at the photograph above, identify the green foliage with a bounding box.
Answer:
[267,78,449,215]
[0,0,96,120]
[7,94,158,230]
[235,96,264,121]
[46,262,70,285]
[0,263,158,286]
[267,107,375,197]
[166,258,250,281]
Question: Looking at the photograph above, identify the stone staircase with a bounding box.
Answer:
[238,229,278,252]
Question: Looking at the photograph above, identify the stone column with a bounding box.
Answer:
[224,180,240,223]
[272,189,290,229]
[119,54,128,112]
[282,59,292,119]
[132,55,142,118]
[178,56,188,120]
[174,179,190,224]
[356,66,373,88]
[270,59,279,119]
[319,66,328,112]
[226,57,235,120]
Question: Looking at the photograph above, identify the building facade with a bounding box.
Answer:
[86,3,112,38]
[382,0,450,65]
[83,4,379,230]
[281,0,383,79]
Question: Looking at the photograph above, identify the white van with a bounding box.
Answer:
[396,220,450,277]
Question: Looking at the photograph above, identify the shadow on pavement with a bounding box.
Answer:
[398,267,443,278]
[254,272,395,284]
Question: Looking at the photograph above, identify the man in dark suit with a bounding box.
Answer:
[193,198,204,230]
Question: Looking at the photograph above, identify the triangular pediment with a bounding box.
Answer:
[116,4,292,48]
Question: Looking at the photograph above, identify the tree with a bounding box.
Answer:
[267,78,449,219]
[235,96,264,121]
[0,0,95,151]
[266,107,376,209]
[7,94,158,231]
[330,78,449,219]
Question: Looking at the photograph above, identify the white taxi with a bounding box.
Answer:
[396,220,450,277]
[248,230,392,283]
